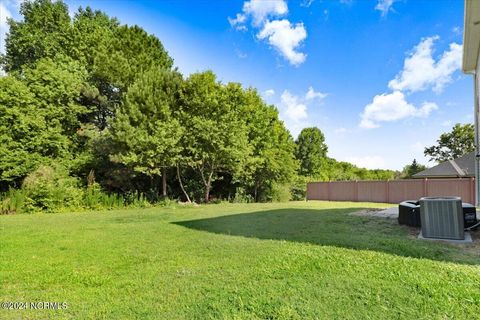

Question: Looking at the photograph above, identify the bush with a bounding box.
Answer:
[124,190,150,208]
[232,187,254,203]
[0,189,27,214]
[22,164,84,212]
[269,183,291,202]
[1,166,159,213]
[291,175,307,201]
[84,182,125,209]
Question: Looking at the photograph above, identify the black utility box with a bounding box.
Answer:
[462,203,478,228]
[398,200,421,227]
[398,200,478,229]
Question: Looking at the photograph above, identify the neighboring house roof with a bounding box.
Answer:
[413,151,475,178]
[462,0,480,73]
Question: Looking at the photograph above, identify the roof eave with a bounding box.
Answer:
[412,175,474,179]
[462,0,480,73]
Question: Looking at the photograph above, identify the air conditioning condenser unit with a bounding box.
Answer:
[419,197,464,240]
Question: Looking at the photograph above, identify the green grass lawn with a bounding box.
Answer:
[1,201,479,319]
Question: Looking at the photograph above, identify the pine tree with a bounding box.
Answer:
[110,68,183,198]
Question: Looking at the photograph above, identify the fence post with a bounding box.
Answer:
[386,180,390,203]
[471,177,475,204]
[354,180,358,202]
[327,181,331,201]
[306,182,309,201]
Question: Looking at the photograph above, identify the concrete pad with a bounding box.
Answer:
[417,231,473,244]
[376,207,398,219]
[350,207,399,219]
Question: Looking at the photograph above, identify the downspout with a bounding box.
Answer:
[474,73,480,206]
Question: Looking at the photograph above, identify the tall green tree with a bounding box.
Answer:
[314,158,397,181]
[23,55,90,138]
[0,75,70,187]
[94,24,173,90]
[179,72,249,203]
[3,1,174,130]
[401,159,427,178]
[85,23,174,128]
[234,86,297,201]
[109,68,183,198]
[0,53,91,187]
[424,123,474,162]
[69,7,118,129]
[70,6,174,129]
[295,127,328,177]
[2,0,72,72]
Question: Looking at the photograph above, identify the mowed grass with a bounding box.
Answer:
[1,201,479,319]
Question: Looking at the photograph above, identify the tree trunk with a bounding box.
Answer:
[204,170,214,203]
[254,178,262,202]
[199,163,215,203]
[204,184,210,203]
[176,165,191,203]
[161,167,167,198]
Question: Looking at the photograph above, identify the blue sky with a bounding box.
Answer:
[0,0,472,170]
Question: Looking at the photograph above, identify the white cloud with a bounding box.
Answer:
[415,101,438,117]
[1,0,23,8]
[229,0,307,66]
[0,2,12,54]
[334,127,348,134]
[243,0,288,26]
[452,26,462,35]
[360,91,438,129]
[277,87,327,137]
[279,87,327,122]
[0,0,25,56]
[264,89,275,97]
[301,0,315,8]
[305,86,327,100]
[375,0,397,17]
[229,0,287,29]
[346,156,387,169]
[359,35,461,129]
[228,13,247,31]
[257,19,307,66]
[281,90,307,122]
[279,93,308,138]
[388,36,463,94]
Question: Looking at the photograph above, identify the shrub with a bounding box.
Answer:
[232,187,253,203]
[269,183,291,202]
[291,175,307,201]
[84,183,105,209]
[21,164,84,212]
[124,190,150,208]
[84,182,127,209]
[0,189,27,214]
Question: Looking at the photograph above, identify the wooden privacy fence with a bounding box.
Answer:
[306,178,476,204]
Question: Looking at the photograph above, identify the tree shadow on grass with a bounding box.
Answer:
[173,208,480,265]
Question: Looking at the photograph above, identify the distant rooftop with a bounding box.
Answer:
[413,151,475,178]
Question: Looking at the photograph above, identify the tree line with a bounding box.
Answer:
[0,0,398,212]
